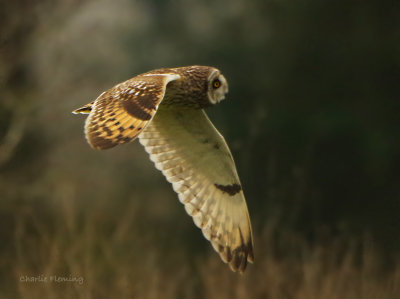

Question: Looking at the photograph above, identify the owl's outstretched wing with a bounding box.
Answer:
[138,108,254,272]
[72,73,180,149]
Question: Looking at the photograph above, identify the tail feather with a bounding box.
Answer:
[72,101,94,114]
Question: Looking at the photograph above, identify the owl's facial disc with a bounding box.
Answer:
[207,70,229,105]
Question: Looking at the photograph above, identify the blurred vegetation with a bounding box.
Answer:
[1,0,399,298]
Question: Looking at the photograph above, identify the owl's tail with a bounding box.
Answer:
[72,101,94,115]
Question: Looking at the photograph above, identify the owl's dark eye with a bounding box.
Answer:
[212,78,221,89]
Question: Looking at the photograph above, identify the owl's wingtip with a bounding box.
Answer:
[212,232,254,273]
[229,244,254,273]
[227,227,254,273]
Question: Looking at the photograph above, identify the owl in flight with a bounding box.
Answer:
[73,66,253,272]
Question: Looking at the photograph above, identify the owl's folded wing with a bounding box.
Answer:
[73,73,180,150]
[138,108,254,272]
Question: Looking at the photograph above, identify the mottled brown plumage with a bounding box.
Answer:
[73,66,254,272]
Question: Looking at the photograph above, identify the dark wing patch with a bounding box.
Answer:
[123,98,152,120]
[214,183,242,196]
[81,74,180,150]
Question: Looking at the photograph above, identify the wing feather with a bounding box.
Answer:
[73,73,180,149]
[138,108,254,272]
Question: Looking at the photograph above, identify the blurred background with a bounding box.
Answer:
[1,0,399,298]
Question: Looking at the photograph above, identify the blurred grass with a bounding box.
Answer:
[1,193,398,298]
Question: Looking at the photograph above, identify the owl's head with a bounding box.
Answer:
[207,68,229,105]
[161,66,229,109]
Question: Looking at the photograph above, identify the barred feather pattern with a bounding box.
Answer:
[138,108,254,272]
[79,73,180,150]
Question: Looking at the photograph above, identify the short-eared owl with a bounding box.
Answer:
[73,66,253,272]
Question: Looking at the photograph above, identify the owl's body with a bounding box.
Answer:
[73,66,254,272]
